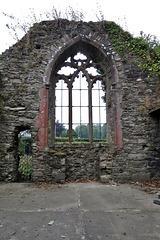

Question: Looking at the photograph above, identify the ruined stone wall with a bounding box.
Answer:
[32,143,110,183]
[0,19,160,182]
[112,60,160,182]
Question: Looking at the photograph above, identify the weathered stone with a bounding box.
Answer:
[55,173,65,180]
[100,162,107,169]
[100,175,111,183]
[131,173,151,182]
[0,19,160,183]
[100,156,106,161]
[48,220,54,226]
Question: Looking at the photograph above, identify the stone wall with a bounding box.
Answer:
[0,19,160,183]
[32,143,110,183]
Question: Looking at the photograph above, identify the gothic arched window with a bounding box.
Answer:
[52,52,107,143]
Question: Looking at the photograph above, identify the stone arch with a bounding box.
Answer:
[36,36,122,150]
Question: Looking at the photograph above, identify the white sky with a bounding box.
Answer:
[55,54,106,127]
[0,0,160,54]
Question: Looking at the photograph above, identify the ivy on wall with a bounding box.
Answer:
[104,21,160,77]
[2,14,160,78]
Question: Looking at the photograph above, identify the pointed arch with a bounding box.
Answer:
[43,36,110,86]
[36,37,122,150]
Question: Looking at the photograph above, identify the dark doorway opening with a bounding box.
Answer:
[17,128,32,181]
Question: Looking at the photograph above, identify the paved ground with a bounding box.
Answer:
[0,182,160,240]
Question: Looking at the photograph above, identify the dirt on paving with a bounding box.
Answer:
[0,180,160,240]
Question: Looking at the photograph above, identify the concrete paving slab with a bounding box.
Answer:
[0,182,160,240]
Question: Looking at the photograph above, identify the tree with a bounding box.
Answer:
[75,125,89,139]
[101,123,107,139]
[55,120,67,137]
[66,129,78,138]
[93,124,101,139]
[93,123,106,140]
[61,129,67,137]
[18,130,32,155]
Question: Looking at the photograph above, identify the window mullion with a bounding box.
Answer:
[69,85,73,143]
[53,84,56,143]
[88,84,93,144]
[98,81,101,140]
[80,72,82,138]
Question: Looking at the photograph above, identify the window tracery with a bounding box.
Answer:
[52,52,107,143]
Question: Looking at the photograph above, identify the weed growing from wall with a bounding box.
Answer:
[2,7,160,77]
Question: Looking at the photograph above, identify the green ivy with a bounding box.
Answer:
[18,155,32,180]
[104,21,160,77]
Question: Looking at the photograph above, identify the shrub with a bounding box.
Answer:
[18,155,32,180]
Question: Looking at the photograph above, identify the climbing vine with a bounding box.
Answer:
[2,7,160,78]
[104,21,160,77]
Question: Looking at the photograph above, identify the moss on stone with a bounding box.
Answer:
[48,149,66,157]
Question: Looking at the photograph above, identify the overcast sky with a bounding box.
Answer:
[0,0,160,53]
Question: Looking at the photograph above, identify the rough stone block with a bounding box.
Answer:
[106,162,112,168]
[137,139,147,144]
[33,171,44,177]
[100,175,111,183]
[131,172,150,182]
[61,158,65,165]
[128,153,147,160]
[99,161,106,169]
[100,156,106,161]
[55,173,65,180]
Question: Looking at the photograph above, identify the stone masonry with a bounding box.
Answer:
[0,19,160,183]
